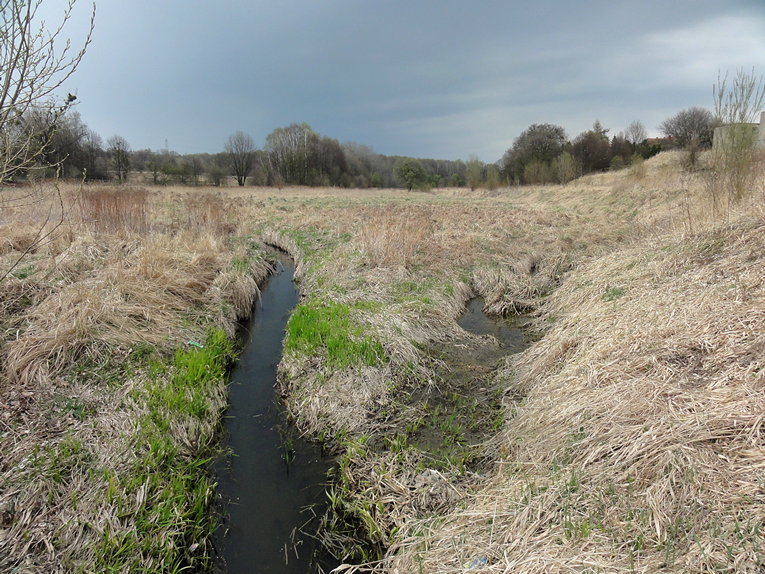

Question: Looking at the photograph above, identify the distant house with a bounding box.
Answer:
[713,111,765,149]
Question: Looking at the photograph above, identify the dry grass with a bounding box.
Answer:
[378,171,765,572]
[358,204,435,268]
[0,183,272,571]
[78,186,149,234]
[1,153,762,571]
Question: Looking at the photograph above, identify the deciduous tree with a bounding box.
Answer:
[624,120,647,147]
[225,131,255,186]
[659,107,715,149]
[572,121,611,174]
[394,157,427,191]
[465,154,483,190]
[107,135,130,183]
[501,123,567,184]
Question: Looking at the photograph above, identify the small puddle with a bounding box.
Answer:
[457,296,526,354]
[213,253,337,573]
[402,296,528,462]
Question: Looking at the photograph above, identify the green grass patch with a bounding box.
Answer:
[603,286,626,301]
[284,299,386,368]
[93,328,233,572]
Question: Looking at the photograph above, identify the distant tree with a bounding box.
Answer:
[624,120,647,148]
[659,107,715,149]
[265,123,316,185]
[107,135,131,183]
[523,160,553,184]
[551,151,578,183]
[394,157,427,191]
[501,123,567,184]
[486,164,500,190]
[0,0,95,183]
[225,131,255,186]
[572,121,611,174]
[610,134,632,165]
[465,154,483,190]
[82,130,106,180]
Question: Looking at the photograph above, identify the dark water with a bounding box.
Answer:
[457,297,526,353]
[213,254,336,574]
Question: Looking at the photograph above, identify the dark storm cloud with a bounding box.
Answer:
[53,0,765,161]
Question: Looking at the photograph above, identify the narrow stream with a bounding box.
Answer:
[213,253,336,573]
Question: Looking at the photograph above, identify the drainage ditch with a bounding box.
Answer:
[212,253,337,573]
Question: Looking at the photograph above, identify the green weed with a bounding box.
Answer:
[284,299,386,368]
[93,328,232,572]
[603,286,626,301]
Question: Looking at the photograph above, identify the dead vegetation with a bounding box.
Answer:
[0,184,271,572]
[0,150,763,571]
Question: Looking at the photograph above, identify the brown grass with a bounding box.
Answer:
[0,182,271,571]
[78,186,149,235]
[1,154,763,571]
[358,204,435,268]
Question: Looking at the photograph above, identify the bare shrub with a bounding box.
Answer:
[708,68,765,207]
[79,187,149,235]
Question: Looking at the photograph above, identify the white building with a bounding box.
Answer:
[713,111,765,149]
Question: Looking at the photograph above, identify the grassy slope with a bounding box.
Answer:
[386,159,765,572]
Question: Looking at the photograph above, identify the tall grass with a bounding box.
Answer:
[183,191,233,235]
[79,186,149,234]
[359,205,434,268]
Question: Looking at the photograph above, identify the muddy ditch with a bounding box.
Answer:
[319,295,531,563]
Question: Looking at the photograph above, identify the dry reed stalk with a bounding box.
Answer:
[78,186,149,235]
[182,190,237,235]
[358,205,434,268]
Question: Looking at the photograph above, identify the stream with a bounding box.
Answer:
[213,253,336,573]
[212,270,526,571]
[458,296,526,353]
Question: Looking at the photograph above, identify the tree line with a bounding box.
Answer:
[6,105,720,190]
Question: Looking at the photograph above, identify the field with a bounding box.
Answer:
[1,151,764,572]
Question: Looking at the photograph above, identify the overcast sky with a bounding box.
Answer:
[50,0,765,161]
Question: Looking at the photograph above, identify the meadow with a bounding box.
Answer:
[0,151,763,572]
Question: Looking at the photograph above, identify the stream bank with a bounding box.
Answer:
[318,295,530,563]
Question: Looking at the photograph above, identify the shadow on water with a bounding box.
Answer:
[212,253,338,574]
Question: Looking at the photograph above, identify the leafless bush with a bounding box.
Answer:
[79,186,149,234]
[707,68,765,207]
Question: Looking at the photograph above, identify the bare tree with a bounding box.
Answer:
[0,0,95,182]
[107,135,130,183]
[624,120,647,147]
[225,131,255,186]
[0,1,95,283]
[659,107,715,149]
